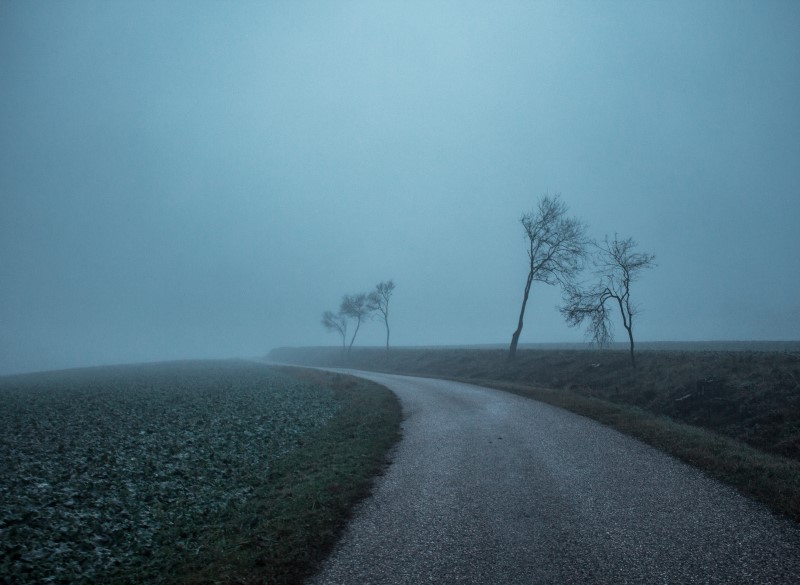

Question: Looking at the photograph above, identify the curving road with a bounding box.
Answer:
[308,370,800,584]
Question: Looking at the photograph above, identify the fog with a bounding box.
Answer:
[2,1,799,375]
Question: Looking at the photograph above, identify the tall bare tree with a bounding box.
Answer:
[561,234,656,367]
[321,310,347,352]
[509,194,588,360]
[368,280,395,350]
[340,293,372,353]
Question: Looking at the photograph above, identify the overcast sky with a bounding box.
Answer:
[2,1,799,374]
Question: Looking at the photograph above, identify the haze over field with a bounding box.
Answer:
[2,1,799,375]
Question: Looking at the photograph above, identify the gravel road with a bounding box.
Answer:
[308,370,800,584]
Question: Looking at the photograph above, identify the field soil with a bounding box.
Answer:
[0,360,401,585]
[270,346,800,463]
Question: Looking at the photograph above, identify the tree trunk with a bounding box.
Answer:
[625,325,636,368]
[508,272,534,361]
[615,296,636,368]
[509,329,522,360]
[348,318,361,353]
[385,321,390,351]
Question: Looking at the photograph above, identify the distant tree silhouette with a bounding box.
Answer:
[561,234,656,367]
[368,280,396,350]
[321,310,347,352]
[340,293,372,353]
[509,194,588,360]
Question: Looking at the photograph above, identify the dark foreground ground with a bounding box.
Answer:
[269,345,800,522]
[0,360,401,585]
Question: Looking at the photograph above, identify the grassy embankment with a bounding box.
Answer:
[269,346,800,523]
[0,361,401,585]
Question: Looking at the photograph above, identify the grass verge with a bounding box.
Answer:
[166,367,402,585]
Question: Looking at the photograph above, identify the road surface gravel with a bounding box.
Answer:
[308,371,800,584]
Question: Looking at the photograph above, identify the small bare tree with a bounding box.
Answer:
[509,194,588,360]
[368,280,395,350]
[340,293,372,353]
[321,310,347,352]
[561,234,656,367]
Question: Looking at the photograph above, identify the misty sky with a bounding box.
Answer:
[2,1,799,375]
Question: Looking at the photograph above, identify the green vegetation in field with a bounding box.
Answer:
[0,361,401,585]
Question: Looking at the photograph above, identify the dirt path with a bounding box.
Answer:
[309,371,800,584]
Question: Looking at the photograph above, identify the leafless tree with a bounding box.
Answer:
[368,280,396,350]
[340,293,372,353]
[561,234,656,367]
[509,194,589,360]
[321,310,347,352]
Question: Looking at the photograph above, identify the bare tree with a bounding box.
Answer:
[367,280,395,350]
[561,234,656,367]
[321,310,347,352]
[509,194,588,360]
[340,293,372,353]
